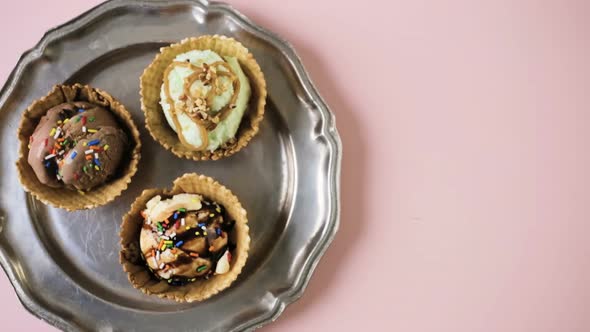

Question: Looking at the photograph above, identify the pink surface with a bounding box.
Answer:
[1,0,590,331]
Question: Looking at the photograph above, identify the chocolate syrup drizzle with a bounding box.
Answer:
[141,198,236,286]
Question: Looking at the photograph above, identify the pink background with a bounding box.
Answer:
[1,0,590,331]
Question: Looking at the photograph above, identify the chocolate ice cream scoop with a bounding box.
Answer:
[62,104,119,140]
[60,127,128,190]
[27,104,73,187]
[27,102,129,191]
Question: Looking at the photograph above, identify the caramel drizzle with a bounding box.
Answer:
[163,60,241,151]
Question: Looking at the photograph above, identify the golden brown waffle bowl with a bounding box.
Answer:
[119,173,250,302]
[16,84,141,211]
[140,35,267,160]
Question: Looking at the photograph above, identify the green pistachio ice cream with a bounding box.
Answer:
[159,50,251,151]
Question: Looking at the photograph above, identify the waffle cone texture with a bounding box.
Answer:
[119,173,250,302]
[16,84,141,211]
[140,35,267,160]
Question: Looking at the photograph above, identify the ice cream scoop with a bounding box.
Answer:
[27,102,129,191]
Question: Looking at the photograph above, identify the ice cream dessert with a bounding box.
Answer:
[139,193,236,285]
[160,50,251,151]
[140,35,267,161]
[17,83,141,211]
[119,173,250,302]
[27,101,128,191]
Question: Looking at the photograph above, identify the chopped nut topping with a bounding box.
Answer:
[185,96,210,119]
[197,110,208,120]
[171,61,237,131]
[198,63,218,85]
[194,97,209,112]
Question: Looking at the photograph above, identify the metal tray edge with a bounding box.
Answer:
[0,0,343,331]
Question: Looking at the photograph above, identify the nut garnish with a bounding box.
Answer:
[198,63,217,85]
[185,97,211,120]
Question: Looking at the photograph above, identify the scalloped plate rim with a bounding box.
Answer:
[0,0,342,331]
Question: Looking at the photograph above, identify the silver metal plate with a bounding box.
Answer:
[0,0,341,331]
